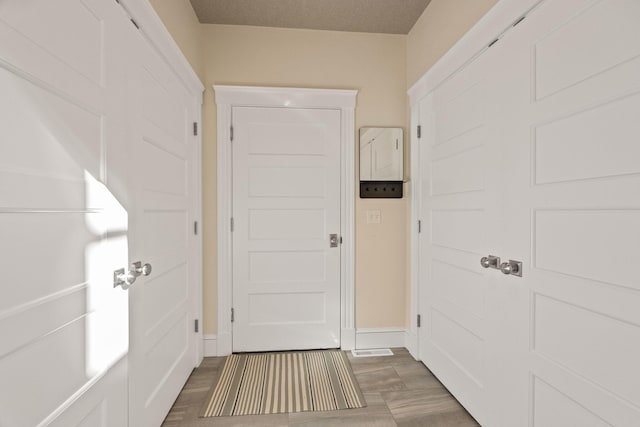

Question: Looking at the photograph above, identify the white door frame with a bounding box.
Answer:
[214,85,358,356]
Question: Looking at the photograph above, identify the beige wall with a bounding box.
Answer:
[148,0,204,81]
[149,0,496,337]
[202,25,408,333]
[403,0,496,327]
[406,0,497,88]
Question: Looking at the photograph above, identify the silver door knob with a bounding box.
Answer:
[114,268,137,290]
[500,260,523,277]
[480,255,500,269]
[329,234,339,248]
[132,261,152,277]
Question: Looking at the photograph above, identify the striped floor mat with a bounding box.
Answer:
[200,350,366,417]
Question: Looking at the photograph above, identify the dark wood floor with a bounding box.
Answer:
[161,348,479,427]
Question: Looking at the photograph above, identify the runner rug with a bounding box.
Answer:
[200,349,366,417]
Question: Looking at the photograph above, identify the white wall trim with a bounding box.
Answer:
[214,86,357,109]
[214,85,358,356]
[191,97,204,365]
[404,329,418,358]
[203,335,218,358]
[356,328,406,350]
[407,0,543,106]
[407,110,421,361]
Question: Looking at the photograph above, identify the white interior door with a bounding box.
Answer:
[232,107,342,352]
[416,0,640,425]
[416,45,507,426]
[0,0,132,426]
[496,1,640,425]
[127,30,200,427]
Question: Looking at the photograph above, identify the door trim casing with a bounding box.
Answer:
[214,85,358,356]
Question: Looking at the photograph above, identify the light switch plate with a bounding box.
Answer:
[366,210,381,224]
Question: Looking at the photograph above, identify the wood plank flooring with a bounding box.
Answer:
[161,348,479,427]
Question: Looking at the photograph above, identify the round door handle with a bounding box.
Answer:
[500,260,523,277]
[114,268,137,290]
[138,263,152,276]
[500,262,513,275]
[132,261,153,277]
[480,255,500,269]
[142,263,152,276]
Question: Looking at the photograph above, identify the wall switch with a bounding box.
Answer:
[366,210,381,224]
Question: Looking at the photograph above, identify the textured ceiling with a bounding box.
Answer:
[189,0,432,34]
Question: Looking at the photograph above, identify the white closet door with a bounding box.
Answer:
[127,31,199,427]
[418,0,640,425]
[497,0,640,425]
[0,0,132,426]
[232,106,342,352]
[417,44,507,426]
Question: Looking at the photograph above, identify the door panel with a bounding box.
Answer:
[0,2,199,426]
[232,107,341,352]
[127,32,198,427]
[533,0,640,100]
[534,94,640,185]
[418,47,504,426]
[416,0,640,425]
[0,1,130,426]
[0,0,104,85]
[502,1,640,425]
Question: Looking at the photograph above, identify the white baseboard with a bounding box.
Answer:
[404,329,419,360]
[355,328,406,349]
[203,335,217,357]
[341,327,356,351]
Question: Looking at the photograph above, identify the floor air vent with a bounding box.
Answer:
[351,348,394,357]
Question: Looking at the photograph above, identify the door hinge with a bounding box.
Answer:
[230,217,234,232]
[417,314,421,328]
[339,236,343,245]
[194,319,199,333]
[130,18,139,29]
[194,221,198,235]
[418,220,422,233]
[193,122,198,136]
[230,126,234,142]
[513,16,525,27]
[417,125,421,139]
[231,308,234,322]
